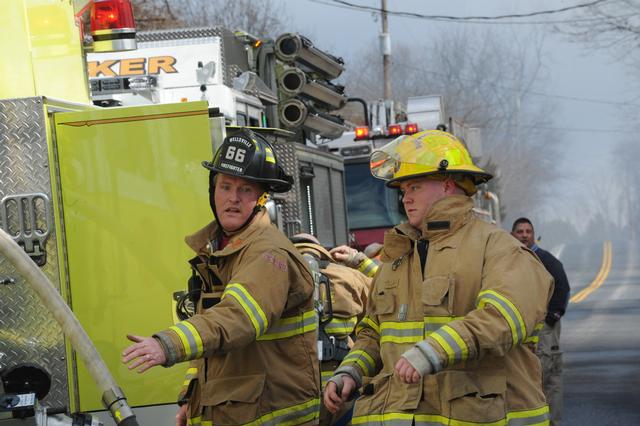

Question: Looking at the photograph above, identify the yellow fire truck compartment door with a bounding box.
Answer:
[53,101,213,411]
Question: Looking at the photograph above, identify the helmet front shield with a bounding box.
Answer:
[370,130,492,187]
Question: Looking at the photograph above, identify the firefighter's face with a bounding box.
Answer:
[399,177,447,228]
[512,222,535,248]
[214,174,263,232]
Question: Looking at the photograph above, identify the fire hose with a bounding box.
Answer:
[0,227,139,426]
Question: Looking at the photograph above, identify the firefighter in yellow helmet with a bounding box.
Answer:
[122,128,320,426]
[324,130,554,425]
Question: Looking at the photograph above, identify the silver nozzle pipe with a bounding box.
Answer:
[303,113,347,139]
[278,99,347,139]
[275,33,344,79]
[279,67,347,109]
[0,228,138,426]
[279,98,309,128]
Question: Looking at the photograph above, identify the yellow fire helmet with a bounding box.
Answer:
[370,129,492,194]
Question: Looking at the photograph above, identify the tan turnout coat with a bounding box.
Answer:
[155,210,320,426]
[339,195,554,426]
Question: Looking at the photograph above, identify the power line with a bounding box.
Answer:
[407,67,640,108]
[521,124,635,134]
[307,0,614,25]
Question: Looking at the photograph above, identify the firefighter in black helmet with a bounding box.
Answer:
[123,128,321,425]
[203,128,293,231]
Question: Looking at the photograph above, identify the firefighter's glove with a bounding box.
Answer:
[324,372,357,414]
[330,245,367,269]
[545,311,562,327]
[400,341,443,382]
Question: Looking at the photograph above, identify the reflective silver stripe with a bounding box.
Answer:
[172,322,200,359]
[506,406,550,426]
[343,350,376,376]
[429,325,467,363]
[423,316,464,335]
[324,316,357,335]
[477,290,525,345]
[380,321,423,343]
[223,284,267,336]
[257,397,320,426]
[356,316,380,335]
[358,257,379,277]
[257,310,316,341]
[351,413,413,425]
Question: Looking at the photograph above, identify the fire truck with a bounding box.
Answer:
[326,97,501,251]
[0,1,351,425]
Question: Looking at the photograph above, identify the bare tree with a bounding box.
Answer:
[132,0,290,38]
[555,0,640,58]
[343,27,562,217]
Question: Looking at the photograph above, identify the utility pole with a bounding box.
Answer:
[381,0,392,100]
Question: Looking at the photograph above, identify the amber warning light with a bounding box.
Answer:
[387,124,402,136]
[90,0,137,52]
[355,126,370,140]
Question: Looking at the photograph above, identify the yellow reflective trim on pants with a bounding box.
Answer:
[257,309,317,341]
[223,283,268,337]
[356,315,380,335]
[187,416,201,426]
[343,349,376,376]
[477,290,526,346]
[169,321,204,360]
[351,412,413,425]
[321,370,334,388]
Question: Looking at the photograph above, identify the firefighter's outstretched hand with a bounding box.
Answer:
[330,245,363,268]
[323,375,356,414]
[122,334,166,373]
[395,357,421,384]
[176,403,188,426]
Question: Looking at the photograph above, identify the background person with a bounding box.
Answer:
[292,233,372,426]
[512,217,571,426]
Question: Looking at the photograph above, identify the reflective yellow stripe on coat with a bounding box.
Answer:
[358,257,379,277]
[352,405,549,425]
[257,309,316,341]
[342,349,377,376]
[324,316,358,335]
[222,283,269,337]
[356,315,380,335]
[169,321,204,360]
[476,290,527,347]
[189,397,320,426]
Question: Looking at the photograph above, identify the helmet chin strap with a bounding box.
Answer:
[218,191,270,235]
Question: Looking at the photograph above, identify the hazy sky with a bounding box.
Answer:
[282,0,635,231]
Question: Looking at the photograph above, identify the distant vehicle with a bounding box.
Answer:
[326,97,500,250]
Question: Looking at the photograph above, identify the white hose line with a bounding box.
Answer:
[0,227,134,423]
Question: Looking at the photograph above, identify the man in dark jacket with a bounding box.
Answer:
[512,217,570,426]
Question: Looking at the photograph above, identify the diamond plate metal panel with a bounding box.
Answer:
[273,141,302,237]
[330,169,348,246]
[0,97,69,408]
[137,27,225,43]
